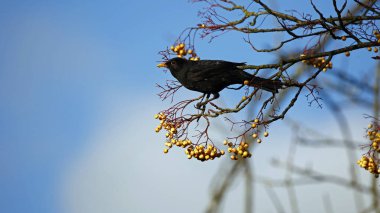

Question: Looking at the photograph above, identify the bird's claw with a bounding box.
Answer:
[196,102,203,109]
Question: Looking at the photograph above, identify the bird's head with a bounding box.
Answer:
[157,57,188,74]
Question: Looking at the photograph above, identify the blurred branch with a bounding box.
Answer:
[270,159,374,193]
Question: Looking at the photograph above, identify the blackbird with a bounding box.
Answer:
[157,57,283,106]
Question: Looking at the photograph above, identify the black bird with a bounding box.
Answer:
[157,57,283,107]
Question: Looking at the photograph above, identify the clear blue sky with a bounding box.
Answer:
[0,1,376,213]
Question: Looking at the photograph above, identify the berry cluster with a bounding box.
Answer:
[250,118,269,144]
[357,123,380,178]
[357,156,380,178]
[300,54,333,72]
[368,124,380,152]
[185,144,225,161]
[154,112,226,161]
[223,140,252,160]
[154,112,180,140]
[170,43,199,61]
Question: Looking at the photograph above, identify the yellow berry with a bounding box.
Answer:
[163,148,169,153]
[251,123,257,128]
[220,150,225,155]
[252,133,258,138]
[341,36,346,41]
[205,149,211,155]
[264,132,269,137]
[254,118,259,123]
[368,47,372,51]
[187,49,193,54]
[223,140,228,145]
[374,48,378,53]
[242,96,247,101]
[257,139,262,143]
[242,151,248,158]
[345,51,350,57]
[243,80,249,85]
[179,43,185,49]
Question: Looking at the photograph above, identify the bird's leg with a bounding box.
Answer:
[196,93,210,109]
[226,85,244,90]
[196,94,209,121]
[196,93,219,109]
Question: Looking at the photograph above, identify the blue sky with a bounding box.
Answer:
[0,1,377,213]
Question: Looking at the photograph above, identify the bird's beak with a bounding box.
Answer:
[157,62,167,68]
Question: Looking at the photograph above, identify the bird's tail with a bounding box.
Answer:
[240,70,283,93]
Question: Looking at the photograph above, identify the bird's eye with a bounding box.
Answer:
[171,61,176,65]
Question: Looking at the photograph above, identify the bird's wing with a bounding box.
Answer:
[187,60,246,81]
